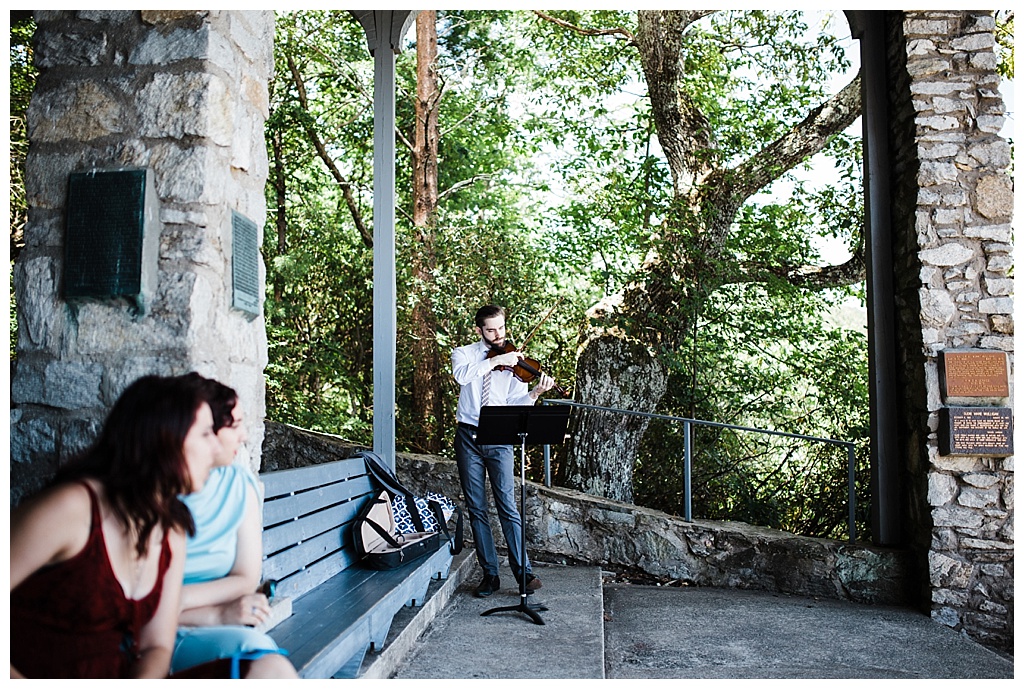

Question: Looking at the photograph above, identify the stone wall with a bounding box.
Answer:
[888,11,1013,652]
[10,10,275,502]
[262,422,912,606]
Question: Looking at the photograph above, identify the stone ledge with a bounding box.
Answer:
[262,423,913,607]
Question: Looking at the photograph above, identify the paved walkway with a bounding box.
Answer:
[380,555,1013,681]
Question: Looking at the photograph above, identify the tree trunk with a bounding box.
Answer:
[564,10,862,503]
[561,335,667,503]
[270,128,287,302]
[408,11,444,453]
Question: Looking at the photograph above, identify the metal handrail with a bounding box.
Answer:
[540,398,857,542]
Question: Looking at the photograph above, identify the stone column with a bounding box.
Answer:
[11,10,275,501]
[889,10,1013,652]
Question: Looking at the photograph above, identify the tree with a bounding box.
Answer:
[263,11,577,449]
[408,11,444,453]
[530,11,864,503]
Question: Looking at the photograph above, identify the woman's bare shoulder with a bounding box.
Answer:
[13,480,94,521]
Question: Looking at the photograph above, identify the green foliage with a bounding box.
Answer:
[265,10,870,538]
[9,14,36,361]
[995,10,1014,80]
[519,10,869,536]
[634,279,870,539]
[264,10,593,448]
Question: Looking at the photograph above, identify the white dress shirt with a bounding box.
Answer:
[452,340,534,426]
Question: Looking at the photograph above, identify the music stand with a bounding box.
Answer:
[476,404,570,625]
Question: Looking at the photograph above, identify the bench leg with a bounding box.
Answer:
[331,646,369,679]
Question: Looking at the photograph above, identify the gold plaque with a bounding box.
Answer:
[941,351,1009,398]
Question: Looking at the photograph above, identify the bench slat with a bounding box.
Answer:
[263,528,351,583]
[263,498,358,556]
[268,542,363,600]
[263,475,374,528]
[261,458,368,499]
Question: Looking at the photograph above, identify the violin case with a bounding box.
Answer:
[353,491,441,570]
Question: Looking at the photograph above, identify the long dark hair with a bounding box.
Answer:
[54,374,204,555]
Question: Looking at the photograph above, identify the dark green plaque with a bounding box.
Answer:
[939,407,1013,456]
[231,210,260,316]
[64,170,147,299]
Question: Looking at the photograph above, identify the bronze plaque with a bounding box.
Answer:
[941,350,1009,398]
[939,407,1013,456]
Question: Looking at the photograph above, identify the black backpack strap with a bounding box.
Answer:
[428,499,464,555]
[364,517,405,548]
[450,505,464,554]
[361,498,405,549]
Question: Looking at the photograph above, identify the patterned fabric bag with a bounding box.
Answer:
[392,492,457,534]
[359,451,464,554]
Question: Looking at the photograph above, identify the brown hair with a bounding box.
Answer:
[475,304,505,328]
[54,375,203,555]
[180,372,239,432]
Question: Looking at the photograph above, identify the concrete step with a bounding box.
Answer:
[361,552,1013,680]
[385,559,605,679]
[358,550,478,679]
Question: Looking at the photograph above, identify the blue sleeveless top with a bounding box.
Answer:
[181,464,258,584]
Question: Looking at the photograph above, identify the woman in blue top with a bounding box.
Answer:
[171,375,298,678]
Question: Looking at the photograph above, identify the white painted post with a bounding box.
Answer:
[372,37,397,467]
[351,11,418,471]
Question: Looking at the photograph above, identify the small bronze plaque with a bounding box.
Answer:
[64,170,147,299]
[231,210,260,316]
[941,350,1009,398]
[939,407,1013,456]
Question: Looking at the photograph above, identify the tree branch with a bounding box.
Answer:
[438,174,495,201]
[287,55,374,249]
[730,72,862,201]
[736,245,866,289]
[533,10,637,45]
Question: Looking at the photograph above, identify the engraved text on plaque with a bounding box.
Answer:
[939,407,1013,456]
[941,350,1009,398]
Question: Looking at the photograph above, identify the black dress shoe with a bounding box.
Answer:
[475,574,500,597]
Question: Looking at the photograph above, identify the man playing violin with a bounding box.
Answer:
[451,304,555,597]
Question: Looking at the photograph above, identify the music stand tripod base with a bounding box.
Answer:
[480,594,548,625]
[475,405,570,626]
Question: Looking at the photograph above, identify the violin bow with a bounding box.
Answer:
[518,297,562,351]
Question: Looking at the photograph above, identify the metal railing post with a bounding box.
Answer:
[540,398,855,537]
[544,444,551,487]
[684,420,692,522]
[847,444,857,542]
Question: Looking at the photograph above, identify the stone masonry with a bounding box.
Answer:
[888,11,1013,652]
[10,10,275,501]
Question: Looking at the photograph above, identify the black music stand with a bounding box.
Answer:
[476,404,570,625]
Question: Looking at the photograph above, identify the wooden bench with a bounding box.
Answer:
[259,455,454,679]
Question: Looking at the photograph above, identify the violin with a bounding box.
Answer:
[487,340,569,397]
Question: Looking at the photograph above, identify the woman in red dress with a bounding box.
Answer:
[10,374,221,678]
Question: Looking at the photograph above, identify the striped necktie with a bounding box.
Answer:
[481,369,492,407]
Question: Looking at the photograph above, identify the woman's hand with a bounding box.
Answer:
[217,592,271,627]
